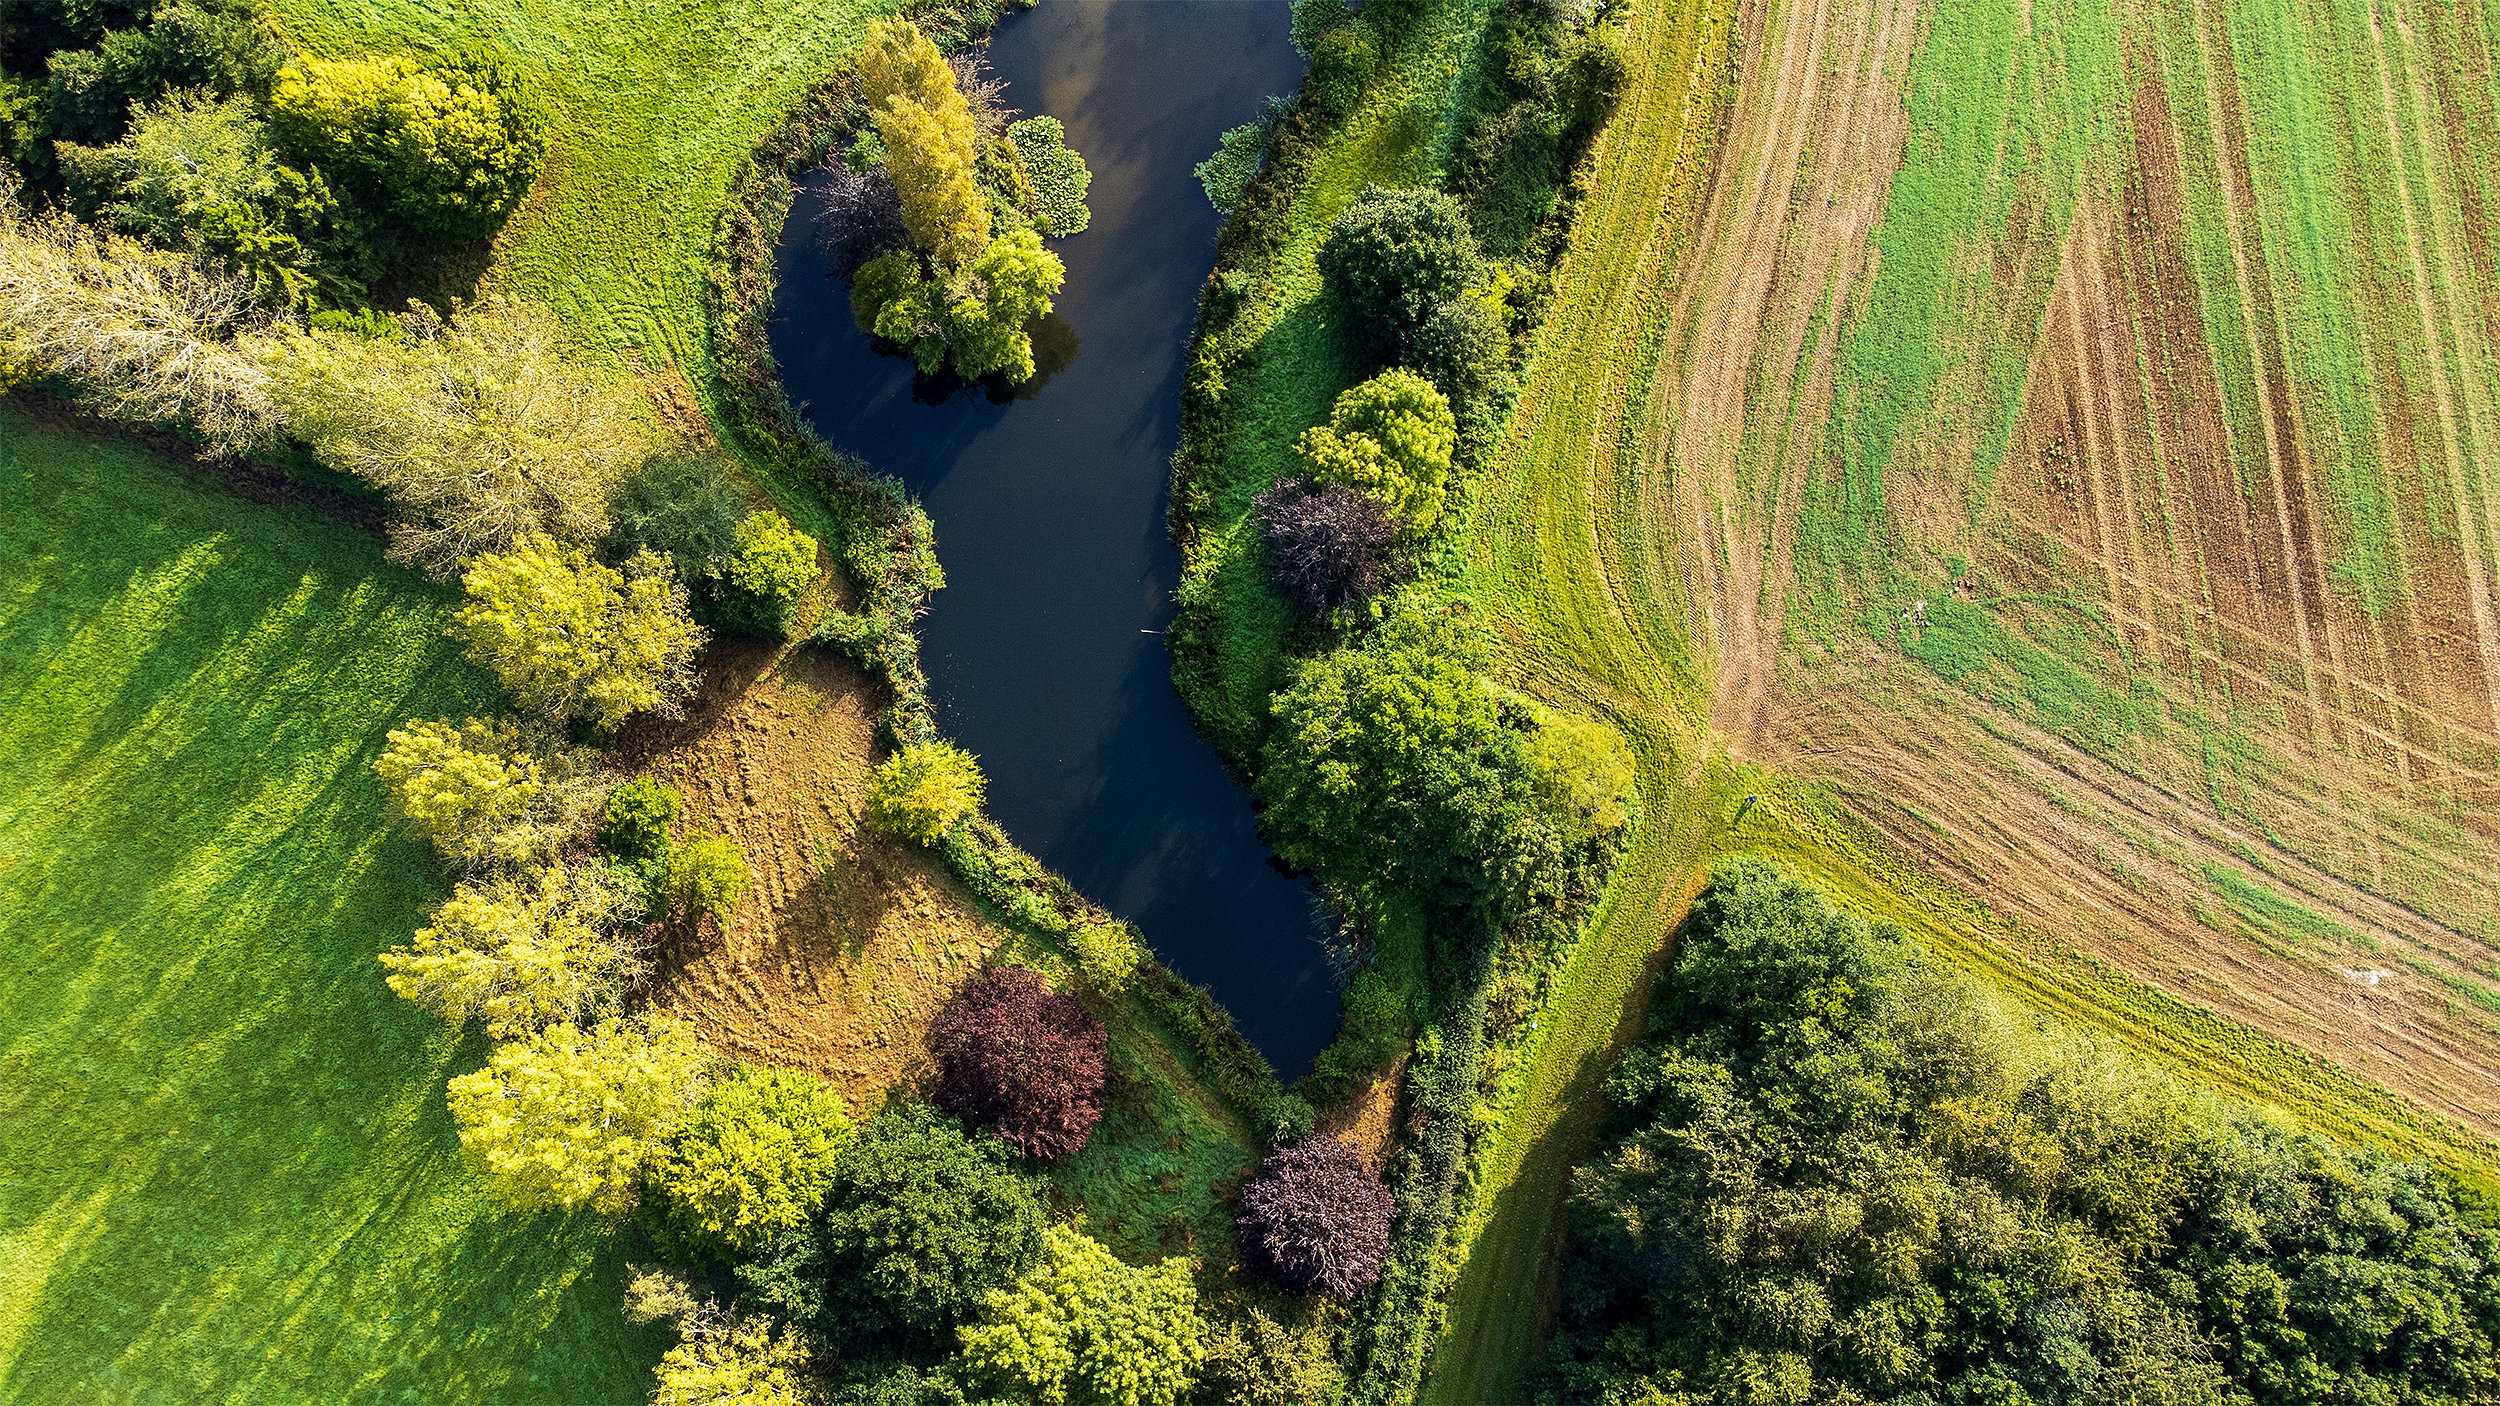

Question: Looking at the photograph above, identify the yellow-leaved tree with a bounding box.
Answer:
[1295,368,1456,538]
[859,18,989,269]
[380,863,646,1038]
[957,1223,1206,1406]
[445,1014,709,1214]
[451,535,704,730]
[866,739,986,845]
[650,1318,813,1406]
[372,716,540,859]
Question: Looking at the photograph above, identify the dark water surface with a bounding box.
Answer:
[770,0,1337,1074]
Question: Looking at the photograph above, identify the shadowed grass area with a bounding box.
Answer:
[0,403,661,1404]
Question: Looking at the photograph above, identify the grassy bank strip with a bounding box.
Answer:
[1419,1,1740,1397]
[699,0,1288,1134]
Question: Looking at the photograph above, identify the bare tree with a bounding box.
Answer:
[0,187,278,453]
[263,299,649,576]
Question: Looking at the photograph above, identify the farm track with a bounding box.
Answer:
[1432,0,2500,1394]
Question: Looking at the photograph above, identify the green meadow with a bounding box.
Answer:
[0,406,659,1403]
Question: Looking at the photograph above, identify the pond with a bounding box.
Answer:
[769,0,1338,1076]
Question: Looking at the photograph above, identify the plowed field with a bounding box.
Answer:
[1433,0,2500,1395]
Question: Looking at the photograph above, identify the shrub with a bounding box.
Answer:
[1295,368,1456,538]
[445,1014,710,1215]
[380,861,646,1038]
[0,200,277,452]
[1521,707,1633,844]
[930,967,1108,1161]
[1304,25,1378,118]
[801,1103,1048,1341]
[1289,0,1353,55]
[266,300,649,574]
[648,1065,855,1258]
[1408,295,1516,460]
[58,92,366,310]
[268,52,543,241]
[373,716,542,861]
[1451,99,1564,257]
[1007,116,1090,236]
[607,450,751,593]
[1199,1304,1347,1406]
[599,774,683,867]
[1068,921,1142,995]
[1254,474,1396,619]
[957,1223,1205,1406]
[1193,122,1265,215]
[859,18,989,269]
[0,75,48,186]
[719,509,820,638]
[1315,185,1482,366]
[452,535,706,730]
[1236,1136,1396,1299]
[867,740,986,844]
[651,1317,813,1406]
[1262,1092,1317,1147]
[666,832,750,930]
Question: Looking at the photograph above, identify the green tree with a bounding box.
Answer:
[265,299,650,574]
[1315,185,1484,365]
[445,1014,710,1215]
[372,716,543,862]
[812,1103,1046,1341]
[665,831,750,930]
[1295,369,1455,537]
[867,740,986,844]
[268,52,543,240]
[451,535,705,730]
[859,19,988,269]
[57,92,366,310]
[721,508,820,638]
[651,1317,815,1406]
[380,862,644,1038]
[852,227,1063,383]
[957,1224,1205,1406]
[648,1065,855,1258]
[1257,610,1550,907]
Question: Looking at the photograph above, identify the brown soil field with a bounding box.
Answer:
[625,635,1017,1107]
[1651,0,2500,1136]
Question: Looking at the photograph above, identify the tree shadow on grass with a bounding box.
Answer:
[0,428,662,1404]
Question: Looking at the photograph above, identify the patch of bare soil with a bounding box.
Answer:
[1644,0,1919,752]
[1316,1054,1408,1174]
[630,636,1016,1109]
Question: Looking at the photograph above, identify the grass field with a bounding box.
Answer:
[0,403,662,1403]
[265,0,900,376]
[1419,0,2500,1396]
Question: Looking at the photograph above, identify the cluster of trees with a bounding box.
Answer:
[1542,857,2500,1405]
[2,0,542,312]
[843,19,1094,385]
[650,1095,1212,1406]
